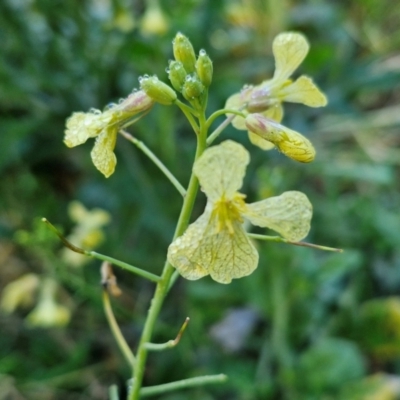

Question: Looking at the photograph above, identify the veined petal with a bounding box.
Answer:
[248,131,275,150]
[245,115,316,163]
[272,32,309,84]
[167,207,211,281]
[168,203,259,284]
[90,127,118,178]
[243,191,312,241]
[194,140,249,202]
[277,76,327,107]
[64,110,114,148]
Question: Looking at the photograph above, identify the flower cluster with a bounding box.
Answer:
[226,32,327,162]
[168,140,312,284]
[64,90,153,177]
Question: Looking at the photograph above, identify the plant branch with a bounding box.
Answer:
[175,99,200,133]
[206,108,245,130]
[119,130,186,197]
[144,317,190,351]
[247,233,343,252]
[129,99,209,399]
[206,113,237,145]
[102,290,135,368]
[42,218,161,283]
[139,374,228,397]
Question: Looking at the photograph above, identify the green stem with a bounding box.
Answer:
[140,374,228,397]
[144,317,190,351]
[247,233,343,253]
[41,218,161,283]
[102,290,136,368]
[120,130,186,197]
[206,108,245,130]
[175,99,200,133]
[129,105,208,400]
[109,385,120,400]
[206,113,237,146]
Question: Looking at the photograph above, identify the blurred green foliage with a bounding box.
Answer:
[1,0,400,399]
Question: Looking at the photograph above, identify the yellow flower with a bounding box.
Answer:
[26,278,70,328]
[167,140,312,284]
[64,90,153,177]
[0,273,40,313]
[140,0,169,37]
[225,32,327,152]
[61,201,111,267]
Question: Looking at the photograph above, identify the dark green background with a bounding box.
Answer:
[1,0,400,399]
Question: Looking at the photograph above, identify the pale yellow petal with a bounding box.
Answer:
[167,207,212,281]
[64,110,114,148]
[168,203,258,284]
[225,87,253,130]
[248,131,275,150]
[243,191,312,241]
[245,115,316,163]
[90,127,118,178]
[277,76,327,107]
[272,32,309,84]
[264,102,284,122]
[194,140,249,202]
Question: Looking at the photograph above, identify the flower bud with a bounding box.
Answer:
[118,90,154,114]
[182,74,205,101]
[245,113,316,163]
[195,49,213,87]
[139,75,177,105]
[173,32,196,74]
[168,61,187,92]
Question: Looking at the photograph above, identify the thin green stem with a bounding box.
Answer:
[144,317,190,351]
[139,374,228,397]
[206,108,246,130]
[42,218,161,283]
[102,290,136,368]
[129,100,209,400]
[175,99,200,133]
[109,385,120,400]
[247,233,343,253]
[120,130,186,197]
[206,113,237,146]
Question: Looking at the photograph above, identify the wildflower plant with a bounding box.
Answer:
[45,31,340,398]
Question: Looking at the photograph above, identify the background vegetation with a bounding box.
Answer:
[1,0,400,399]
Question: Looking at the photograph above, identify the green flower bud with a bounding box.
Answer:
[168,61,187,92]
[139,75,177,105]
[182,73,205,101]
[195,49,213,87]
[173,32,196,74]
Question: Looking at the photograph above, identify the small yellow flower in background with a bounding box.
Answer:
[0,273,40,313]
[140,0,169,37]
[225,32,327,153]
[64,90,153,177]
[168,140,312,284]
[26,278,70,328]
[61,201,111,267]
